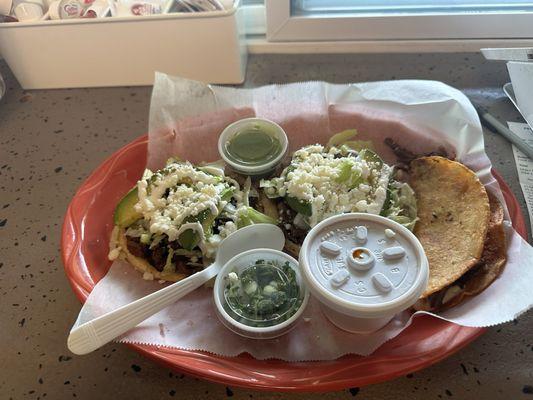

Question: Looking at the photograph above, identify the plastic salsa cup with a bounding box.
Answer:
[299,213,429,333]
[218,117,288,177]
[213,248,309,339]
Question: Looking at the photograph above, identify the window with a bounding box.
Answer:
[265,0,533,42]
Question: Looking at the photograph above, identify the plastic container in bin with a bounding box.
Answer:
[0,1,246,89]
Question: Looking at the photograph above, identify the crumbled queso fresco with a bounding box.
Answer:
[261,145,391,227]
[135,163,227,242]
[133,162,244,260]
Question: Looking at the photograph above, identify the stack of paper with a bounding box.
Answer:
[482,47,533,130]
[482,47,533,234]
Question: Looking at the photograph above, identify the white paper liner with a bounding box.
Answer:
[73,74,533,361]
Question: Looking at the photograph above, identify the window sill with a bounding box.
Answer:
[247,36,533,54]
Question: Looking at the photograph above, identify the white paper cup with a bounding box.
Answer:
[14,2,43,20]
[299,213,429,333]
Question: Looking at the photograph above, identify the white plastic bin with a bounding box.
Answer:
[0,1,246,89]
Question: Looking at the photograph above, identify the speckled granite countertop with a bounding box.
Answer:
[1,53,532,400]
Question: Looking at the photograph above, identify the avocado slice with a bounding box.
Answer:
[178,187,234,250]
[113,187,142,227]
[178,209,216,250]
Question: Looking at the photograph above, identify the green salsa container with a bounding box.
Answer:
[213,249,309,339]
[218,118,288,177]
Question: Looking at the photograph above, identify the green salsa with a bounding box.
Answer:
[224,125,282,166]
[223,259,303,328]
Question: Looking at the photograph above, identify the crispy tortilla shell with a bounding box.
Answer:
[413,191,507,312]
[109,190,282,283]
[409,156,491,298]
[463,192,507,296]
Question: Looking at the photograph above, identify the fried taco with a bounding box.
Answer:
[414,190,507,312]
[259,130,418,256]
[108,159,276,282]
[408,156,492,299]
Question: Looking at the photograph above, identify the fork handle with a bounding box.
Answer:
[67,266,215,355]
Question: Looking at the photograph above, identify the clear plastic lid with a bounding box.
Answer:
[299,213,428,318]
[213,248,310,339]
[218,118,288,176]
[223,262,302,327]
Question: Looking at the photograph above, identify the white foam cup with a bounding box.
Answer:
[299,213,429,333]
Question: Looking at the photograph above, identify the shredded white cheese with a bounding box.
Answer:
[135,162,228,242]
[219,221,237,238]
[262,145,391,226]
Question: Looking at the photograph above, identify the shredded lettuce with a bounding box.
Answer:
[163,248,176,274]
[220,187,234,202]
[173,248,202,257]
[335,160,353,183]
[236,207,278,228]
[335,160,364,189]
[242,177,252,207]
[198,159,226,177]
[327,129,374,153]
[380,180,418,231]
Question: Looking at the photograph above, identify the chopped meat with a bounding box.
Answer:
[249,196,259,209]
[173,254,203,275]
[126,236,149,258]
[384,137,450,163]
[151,246,168,272]
[276,201,308,245]
[127,235,203,275]
[168,240,183,250]
[126,235,167,272]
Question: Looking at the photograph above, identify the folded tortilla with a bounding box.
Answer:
[413,189,506,312]
[409,156,491,298]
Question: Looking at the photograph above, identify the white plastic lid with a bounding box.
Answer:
[299,213,428,319]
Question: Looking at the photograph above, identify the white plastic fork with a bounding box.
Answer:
[67,224,285,355]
